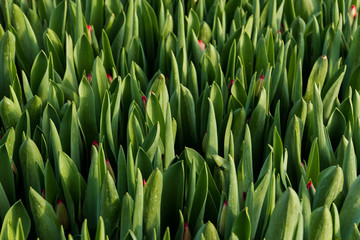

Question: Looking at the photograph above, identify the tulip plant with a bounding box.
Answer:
[1,0,360,239]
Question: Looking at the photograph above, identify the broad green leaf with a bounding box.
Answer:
[340,175,360,240]
[161,161,184,235]
[144,169,163,240]
[99,172,120,235]
[0,200,30,239]
[265,188,300,239]
[310,206,333,240]
[29,188,61,240]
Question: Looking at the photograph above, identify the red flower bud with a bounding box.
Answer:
[106,73,113,84]
[183,223,191,240]
[351,5,357,19]
[56,199,69,230]
[87,25,92,36]
[92,140,99,148]
[198,40,205,51]
[87,74,92,84]
[142,95,147,110]
[228,79,235,92]
[42,189,46,199]
[143,179,146,187]
[306,180,312,190]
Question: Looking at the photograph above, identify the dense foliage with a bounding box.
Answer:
[1,0,360,239]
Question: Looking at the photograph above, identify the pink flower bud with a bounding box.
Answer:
[92,140,99,148]
[306,180,312,190]
[143,179,146,187]
[142,95,147,110]
[87,74,92,84]
[198,40,205,51]
[351,5,357,19]
[56,199,69,230]
[87,25,92,36]
[228,79,235,92]
[183,223,191,240]
[307,180,316,201]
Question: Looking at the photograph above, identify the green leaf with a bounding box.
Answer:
[224,155,239,239]
[29,187,61,240]
[95,216,105,240]
[189,164,208,232]
[343,139,357,195]
[306,138,320,187]
[74,34,94,78]
[0,31,15,99]
[231,207,251,240]
[313,166,343,209]
[340,175,360,240]
[161,161,184,235]
[49,0,67,42]
[0,96,22,130]
[132,169,144,240]
[304,55,328,102]
[99,172,120,235]
[119,193,134,240]
[0,200,30,239]
[144,168,163,240]
[265,188,300,239]
[310,206,333,240]
[78,76,98,147]
[11,3,40,70]
[19,137,44,200]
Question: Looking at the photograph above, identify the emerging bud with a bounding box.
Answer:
[301,162,306,170]
[255,74,264,97]
[106,73,113,84]
[42,189,46,199]
[351,5,357,19]
[228,79,235,92]
[86,25,93,44]
[56,199,70,230]
[11,163,16,176]
[183,223,191,240]
[198,40,205,51]
[307,180,316,202]
[92,140,99,149]
[87,74,92,84]
[87,25,92,37]
[105,159,116,183]
[242,191,247,201]
[142,95,147,110]
[218,200,228,236]
[143,179,146,187]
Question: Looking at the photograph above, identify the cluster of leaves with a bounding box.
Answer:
[1,0,360,239]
